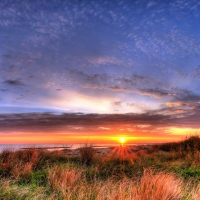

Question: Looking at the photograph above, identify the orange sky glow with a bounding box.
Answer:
[1,127,199,144]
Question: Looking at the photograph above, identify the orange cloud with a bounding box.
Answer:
[166,102,182,107]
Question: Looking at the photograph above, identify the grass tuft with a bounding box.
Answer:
[80,144,95,166]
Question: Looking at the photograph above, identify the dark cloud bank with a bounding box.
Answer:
[1,105,200,133]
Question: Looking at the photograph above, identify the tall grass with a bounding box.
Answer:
[0,136,200,199]
[0,148,69,181]
[1,166,199,200]
[0,148,38,179]
[134,169,183,200]
[80,144,95,166]
[155,136,200,153]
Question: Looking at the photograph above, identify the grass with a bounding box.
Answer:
[0,136,200,199]
[80,144,95,166]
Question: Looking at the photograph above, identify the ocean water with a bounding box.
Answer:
[0,143,120,152]
[0,143,155,152]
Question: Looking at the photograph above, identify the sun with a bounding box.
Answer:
[119,137,125,145]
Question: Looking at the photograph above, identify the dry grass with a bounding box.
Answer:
[154,136,200,153]
[80,144,95,166]
[99,170,183,200]
[0,148,38,179]
[0,148,69,182]
[45,166,191,200]
[189,183,200,200]
[48,165,84,191]
[0,137,200,199]
[47,166,87,199]
[0,164,199,199]
[133,169,183,200]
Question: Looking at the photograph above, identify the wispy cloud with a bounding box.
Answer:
[2,79,24,86]
[136,88,171,98]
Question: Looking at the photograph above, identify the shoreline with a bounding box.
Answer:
[0,143,156,153]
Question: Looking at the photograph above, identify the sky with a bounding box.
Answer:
[1,0,200,144]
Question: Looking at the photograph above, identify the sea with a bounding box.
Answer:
[0,143,117,152]
[0,143,153,152]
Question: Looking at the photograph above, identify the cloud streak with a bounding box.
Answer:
[1,106,200,133]
[2,79,24,86]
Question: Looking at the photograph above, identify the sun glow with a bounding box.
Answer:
[119,137,126,145]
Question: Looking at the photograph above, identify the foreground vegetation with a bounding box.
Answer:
[0,136,200,199]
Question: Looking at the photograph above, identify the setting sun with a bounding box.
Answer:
[120,137,125,144]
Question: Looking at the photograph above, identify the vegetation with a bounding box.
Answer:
[0,136,200,199]
[80,144,95,166]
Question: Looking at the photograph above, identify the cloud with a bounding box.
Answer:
[166,102,183,107]
[66,68,161,95]
[126,103,148,110]
[192,65,200,78]
[127,103,135,107]
[174,89,200,102]
[0,108,200,133]
[136,87,200,103]
[136,124,151,128]
[165,102,197,109]
[137,88,171,98]
[0,89,9,92]
[2,79,24,86]
[112,101,121,106]
[86,56,126,66]
[98,127,110,130]
[147,1,157,8]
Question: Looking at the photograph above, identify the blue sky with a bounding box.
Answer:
[1,0,200,143]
